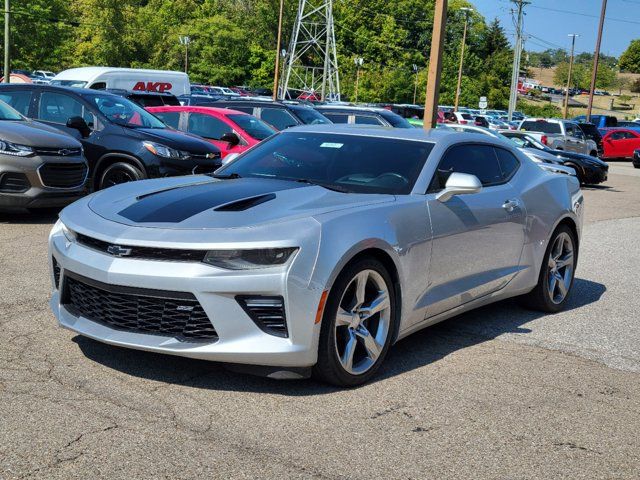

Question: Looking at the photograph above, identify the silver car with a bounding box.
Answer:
[49,126,583,386]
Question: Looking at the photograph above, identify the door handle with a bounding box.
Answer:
[502,199,519,212]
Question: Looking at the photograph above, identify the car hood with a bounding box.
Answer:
[123,127,220,154]
[554,150,608,167]
[87,176,395,230]
[0,119,81,148]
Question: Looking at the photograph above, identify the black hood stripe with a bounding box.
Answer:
[118,178,306,223]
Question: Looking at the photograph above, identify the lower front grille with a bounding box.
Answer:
[0,172,30,193]
[236,295,288,337]
[62,271,217,341]
[52,257,61,289]
[39,163,88,189]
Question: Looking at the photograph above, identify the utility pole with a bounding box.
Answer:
[179,35,191,74]
[454,7,473,112]
[508,0,529,121]
[587,0,607,122]
[272,0,285,100]
[563,34,579,119]
[3,0,9,83]
[423,0,448,130]
[353,57,363,103]
[412,64,419,104]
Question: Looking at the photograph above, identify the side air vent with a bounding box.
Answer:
[236,295,288,337]
[214,193,276,212]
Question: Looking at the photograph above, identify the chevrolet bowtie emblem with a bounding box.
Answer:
[107,245,132,257]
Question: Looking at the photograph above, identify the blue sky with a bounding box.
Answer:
[470,0,640,57]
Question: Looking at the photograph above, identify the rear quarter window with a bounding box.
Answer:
[0,91,32,116]
[520,121,561,134]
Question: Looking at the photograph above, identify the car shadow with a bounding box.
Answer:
[0,208,61,225]
[74,277,606,395]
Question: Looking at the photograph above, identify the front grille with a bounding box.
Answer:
[0,172,30,193]
[76,233,207,262]
[62,271,217,341]
[33,146,83,157]
[236,295,288,337]
[39,163,88,188]
[52,257,61,289]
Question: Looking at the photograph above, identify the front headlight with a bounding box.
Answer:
[0,139,34,157]
[142,141,187,160]
[203,248,298,270]
[61,222,76,242]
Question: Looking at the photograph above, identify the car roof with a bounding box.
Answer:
[148,105,249,116]
[314,105,392,114]
[281,124,512,147]
[0,83,121,98]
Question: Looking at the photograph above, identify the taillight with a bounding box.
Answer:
[459,120,467,125]
[541,135,548,145]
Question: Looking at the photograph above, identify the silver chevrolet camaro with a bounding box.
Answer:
[49,125,583,386]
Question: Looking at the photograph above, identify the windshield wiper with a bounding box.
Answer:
[210,172,242,179]
[294,179,351,193]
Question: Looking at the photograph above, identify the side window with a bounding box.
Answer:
[494,148,520,181]
[565,123,575,136]
[610,131,626,140]
[323,113,349,124]
[187,113,232,140]
[38,92,95,127]
[355,115,384,125]
[260,108,298,130]
[429,144,503,192]
[153,111,181,129]
[89,82,107,90]
[0,91,33,116]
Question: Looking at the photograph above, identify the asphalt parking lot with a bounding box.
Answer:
[1,163,639,479]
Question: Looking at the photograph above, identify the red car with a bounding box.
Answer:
[147,106,276,158]
[601,128,640,159]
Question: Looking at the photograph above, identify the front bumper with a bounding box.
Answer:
[0,154,87,208]
[48,221,323,368]
[582,165,608,185]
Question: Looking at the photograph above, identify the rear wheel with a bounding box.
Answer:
[98,162,145,190]
[313,258,396,387]
[520,225,577,312]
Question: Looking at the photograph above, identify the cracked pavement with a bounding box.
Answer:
[1,163,639,479]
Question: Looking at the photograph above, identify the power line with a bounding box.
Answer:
[528,4,640,26]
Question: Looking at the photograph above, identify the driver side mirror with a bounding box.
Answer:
[436,172,482,202]
[220,132,240,147]
[66,116,91,138]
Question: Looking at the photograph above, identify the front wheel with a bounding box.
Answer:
[520,225,577,312]
[98,162,145,190]
[313,258,396,387]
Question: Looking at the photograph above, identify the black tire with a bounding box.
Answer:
[313,258,396,387]
[98,162,145,190]
[520,224,577,313]
[564,162,584,185]
[589,150,598,157]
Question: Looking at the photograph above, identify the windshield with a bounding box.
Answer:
[91,94,166,128]
[0,99,24,121]
[520,120,561,134]
[289,106,331,125]
[50,80,88,88]
[216,132,434,194]
[227,113,275,140]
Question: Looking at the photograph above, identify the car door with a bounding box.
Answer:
[423,144,525,319]
[185,112,245,156]
[568,123,589,154]
[34,90,105,171]
[616,131,640,158]
[603,131,632,158]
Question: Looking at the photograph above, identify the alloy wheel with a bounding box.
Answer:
[102,169,136,189]
[333,269,391,375]
[547,232,574,304]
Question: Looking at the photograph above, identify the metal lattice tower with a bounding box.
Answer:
[282,0,340,101]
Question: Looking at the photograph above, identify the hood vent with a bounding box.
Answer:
[214,193,276,212]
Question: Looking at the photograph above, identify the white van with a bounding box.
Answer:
[50,67,191,96]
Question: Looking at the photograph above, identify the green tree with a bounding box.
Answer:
[619,39,640,73]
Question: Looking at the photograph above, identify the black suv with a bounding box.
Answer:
[212,100,332,130]
[106,89,181,108]
[575,122,603,157]
[0,84,221,190]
